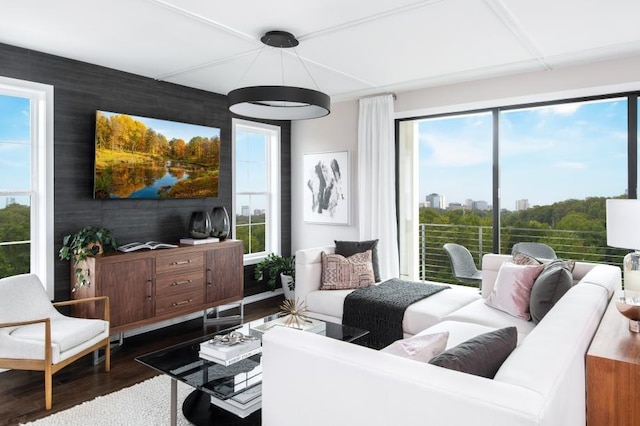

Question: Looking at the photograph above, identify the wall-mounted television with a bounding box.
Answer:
[93,110,221,199]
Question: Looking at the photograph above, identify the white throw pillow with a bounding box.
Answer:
[381,331,449,363]
[485,261,544,321]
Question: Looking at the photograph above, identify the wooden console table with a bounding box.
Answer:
[71,240,243,334]
[586,293,640,425]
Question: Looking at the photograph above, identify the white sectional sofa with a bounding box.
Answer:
[261,247,621,426]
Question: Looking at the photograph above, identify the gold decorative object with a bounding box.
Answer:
[279,298,312,329]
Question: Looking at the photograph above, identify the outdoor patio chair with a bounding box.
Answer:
[443,243,482,287]
[511,242,557,260]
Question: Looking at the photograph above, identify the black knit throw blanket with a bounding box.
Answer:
[343,279,449,349]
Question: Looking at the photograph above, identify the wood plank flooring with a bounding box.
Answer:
[0,296,283,425]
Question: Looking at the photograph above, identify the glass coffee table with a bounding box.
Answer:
[136,314,368,426]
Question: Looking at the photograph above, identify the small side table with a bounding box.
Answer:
[586,293,640,426]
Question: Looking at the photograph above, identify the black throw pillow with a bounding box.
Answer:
[428,327,517,379]
[529,259,573,324]
[334,239,381,282]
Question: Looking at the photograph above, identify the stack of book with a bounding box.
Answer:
[199,337,261,366]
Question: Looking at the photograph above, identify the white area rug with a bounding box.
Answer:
[21,375,192,426]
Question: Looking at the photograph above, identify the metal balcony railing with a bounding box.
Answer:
[419,223,627,285]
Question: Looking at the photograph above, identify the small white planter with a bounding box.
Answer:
[280,273,295,300]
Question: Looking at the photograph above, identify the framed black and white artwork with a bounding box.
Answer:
[303,150,349,225]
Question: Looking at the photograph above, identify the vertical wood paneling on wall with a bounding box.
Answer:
[0,42,291,301]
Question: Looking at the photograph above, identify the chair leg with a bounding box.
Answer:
[105,340,110,372]
[44,363,52,410]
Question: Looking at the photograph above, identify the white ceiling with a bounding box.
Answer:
[2,0,640,103]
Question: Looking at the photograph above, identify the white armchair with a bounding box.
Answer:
[0,273,110,410]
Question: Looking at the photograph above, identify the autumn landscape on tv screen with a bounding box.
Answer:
[93,111,221,199]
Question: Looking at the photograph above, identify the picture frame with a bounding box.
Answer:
[303,150,350,225]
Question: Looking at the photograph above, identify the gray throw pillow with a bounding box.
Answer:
[428,327,517,379]
[529,259,573,324]
[334,239,381,282]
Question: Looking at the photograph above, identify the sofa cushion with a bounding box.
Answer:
[485,262,544,320]
[9,317,107,352]
[529,260,573,324]
[335,239,381,282]
[403,284,480,336]
[443,299,536,336]
[320,250,375,290]
[428,327,517,379]
[305,288,355,320]
[381,331,448,363]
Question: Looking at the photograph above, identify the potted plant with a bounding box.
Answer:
[59,226,118,290]
[254,253,296,299]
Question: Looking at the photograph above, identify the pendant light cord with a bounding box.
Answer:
[234,46,266,89]
[292,46,322,91]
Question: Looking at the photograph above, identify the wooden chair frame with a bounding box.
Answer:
[0,296,110,410]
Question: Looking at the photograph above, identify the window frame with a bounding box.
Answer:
[397,91,638,280]
[0,76,54,298]
[232,118,281,265]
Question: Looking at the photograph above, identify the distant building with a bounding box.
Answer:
[474,200,489,211]
[516,199,530,211]
[253,209,265,216]
[426,193,446,209]
[241,205,250,216]
[448,202,463,211]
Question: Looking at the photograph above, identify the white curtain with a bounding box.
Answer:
[358,94,400,280]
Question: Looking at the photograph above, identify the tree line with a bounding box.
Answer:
[96,112,220,164]
[420,195,626,284]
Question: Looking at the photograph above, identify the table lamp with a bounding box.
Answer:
[606,199,640,292]
[607,199,640,331]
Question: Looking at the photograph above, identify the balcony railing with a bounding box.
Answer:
[419,223,627,285]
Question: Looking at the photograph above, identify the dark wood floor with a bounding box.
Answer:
[0,296,283,426]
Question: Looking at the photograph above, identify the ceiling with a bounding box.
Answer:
[2,0,640,103]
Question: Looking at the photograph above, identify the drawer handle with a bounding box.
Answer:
[170,260,192,266]
[172,299,192,307]
[172,279,193,286]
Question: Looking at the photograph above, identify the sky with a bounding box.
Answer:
[417,97,629,210]
[0,94,30,194]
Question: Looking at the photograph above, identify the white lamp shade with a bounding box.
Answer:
[606,199,640,250]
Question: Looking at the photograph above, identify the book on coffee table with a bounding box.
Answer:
[199,338,261,366]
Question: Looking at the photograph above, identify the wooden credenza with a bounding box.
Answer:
[71,240,243,334]
[586,293,640,426]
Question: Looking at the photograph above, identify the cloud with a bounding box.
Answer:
[539,103,581,116]
[419,133,491,167]
[553,161,586,170]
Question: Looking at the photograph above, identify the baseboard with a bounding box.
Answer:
[115,289,283,340]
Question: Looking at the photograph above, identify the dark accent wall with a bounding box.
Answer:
[0,42,291,301]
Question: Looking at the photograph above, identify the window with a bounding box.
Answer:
[233,119,280,263]
[499,98,627,258]
[0,76,54,297]
[398,93,634,283]
[399,112,492,282]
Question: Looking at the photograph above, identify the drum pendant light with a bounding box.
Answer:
[228,30,330,120]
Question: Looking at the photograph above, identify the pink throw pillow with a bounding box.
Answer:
[381,332,449,363]
[485,262,544,320]
[320,250,375,290]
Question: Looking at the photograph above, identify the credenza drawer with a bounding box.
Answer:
[155,290,204,316]
[155,251,204,275]
[155,270,204,298]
